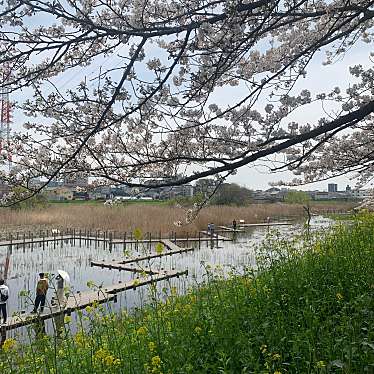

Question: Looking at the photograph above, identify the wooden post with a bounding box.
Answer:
[149,232,152,251]
[186,231,189,247]
[42,231,45,250]
[198,231,201,249]
[174,231,177,244]
[23,232,25,251]
[31,232,34,251]
[123,232,126,252]
[79,229,82,247]
[109,232,113,252]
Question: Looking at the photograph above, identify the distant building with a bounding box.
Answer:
[88,185,112,200]
[63,172,88,188]
[328,183,338,193]
[194,179,217,197]
[45,187,73,201]
[314,191,330,200]
[47,178,63,188]
[73,191,89,200]
[351,189,371,199]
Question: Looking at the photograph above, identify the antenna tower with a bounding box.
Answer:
[0,62,12,169]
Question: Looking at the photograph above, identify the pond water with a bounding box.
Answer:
[0,216,334,341]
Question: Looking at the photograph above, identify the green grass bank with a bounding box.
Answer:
[1,215,373,373]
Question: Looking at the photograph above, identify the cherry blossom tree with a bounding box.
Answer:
[0,0,373,204]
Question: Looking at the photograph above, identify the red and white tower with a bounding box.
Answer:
[0,62,12,169]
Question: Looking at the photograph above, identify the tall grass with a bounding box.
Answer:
[1,214,373,373]
[0,201,355,238]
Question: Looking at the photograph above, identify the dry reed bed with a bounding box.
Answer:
[0,201,355,239]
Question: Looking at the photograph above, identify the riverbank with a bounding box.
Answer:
[0,201,355,239]
[1,214,372,373]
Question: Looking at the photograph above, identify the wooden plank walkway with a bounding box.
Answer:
[199,231,231,241]
[239,222,293,227]
[0,235,73,247]
[217,226,244,232]
[103,270,187,294]
[0,234,232,248]
[3,290,115,330]
[91,261,161,275]
[93,245,195,266]
[2,270,187,331]
[160,239,188,252]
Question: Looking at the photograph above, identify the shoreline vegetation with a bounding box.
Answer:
[0,201,355,239]
[1,214,373,373]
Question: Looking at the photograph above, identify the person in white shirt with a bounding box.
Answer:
[0,279,9,325]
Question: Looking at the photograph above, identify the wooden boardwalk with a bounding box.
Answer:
[217,226,244,232]
[161,239,191,252]
[239,222,293,227]
[199,231,231,241]
[2,270,187,331]
[0,235,73,247]
[91,261,161,275]
[92,245,194,266]
[3,290,115,331]
[103,270,187,294]
[0,235,229,248]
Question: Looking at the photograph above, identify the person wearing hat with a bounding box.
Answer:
[32,273,49,313]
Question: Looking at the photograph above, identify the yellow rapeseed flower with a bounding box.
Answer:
[151,355,162,367]
[134,228,142,240]
[137,326,148,336]
[274,371,282,374]
[64,316,72,324]
[2,338,16,352]
[74,331,87,348]
[93,347,121,367]
[155,242,164,254]
[336,293,344,301]
[148,341,156,352]
[316,361,326,368]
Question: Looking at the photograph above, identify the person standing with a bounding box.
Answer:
[55,274,65,307]
[232,219,237,230]
[0,279,9,325]
[32,273,49,313]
